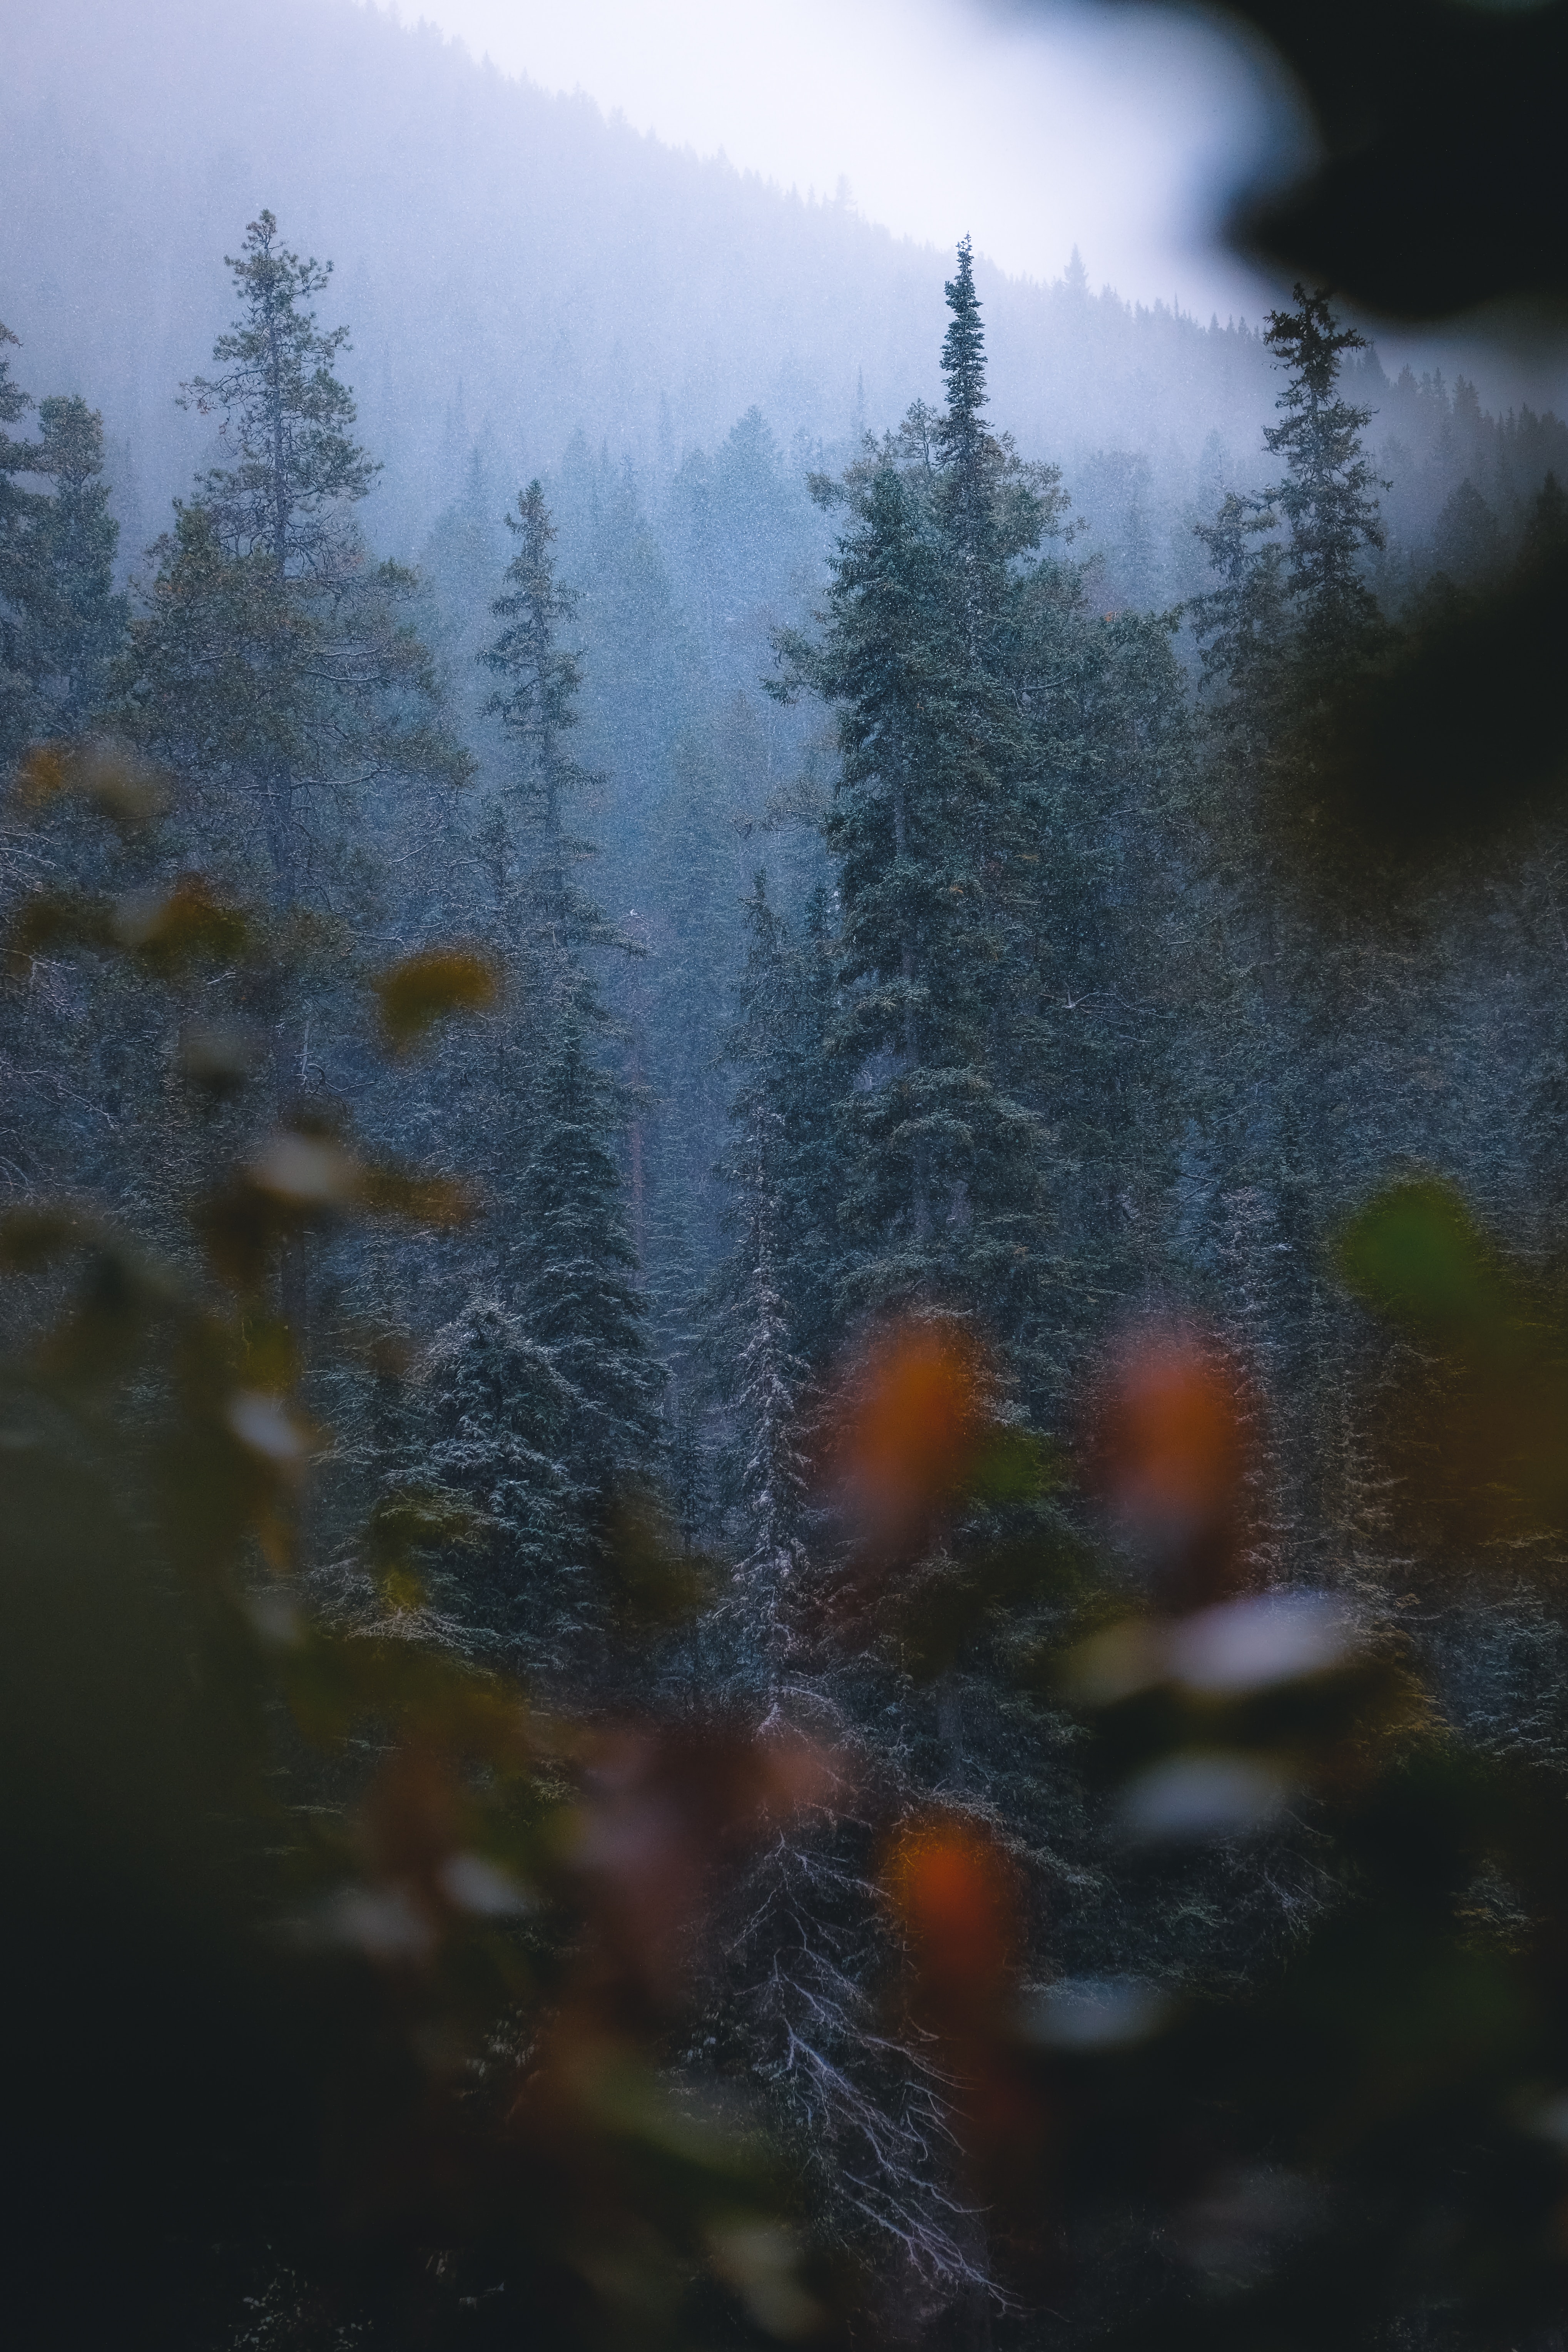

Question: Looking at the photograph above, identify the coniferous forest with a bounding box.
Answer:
[8,2,1568,2349]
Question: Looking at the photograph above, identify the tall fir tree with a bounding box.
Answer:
[122,213,466,929]
[1192,285,1385,755]
[1263,285,1386,682]
[775,246,1051,1355]
[483,480,609,989]
[716,876,843,1379]
[456,479,661,1558]
[409,1297,582,1663]
[112,216,467,1356]
[0,339,142,1224]
[0,331,126,762]
[1186,286,1389,1575]
[516,1015,662,1503]
[27,396,127,736]
[1189,488,1291,761]
[707,874,832,1639]
[727,1086,809,1670]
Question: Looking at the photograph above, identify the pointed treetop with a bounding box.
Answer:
[940,237,987,439]
[510,477,557,562]
[488,478,578,668]
[1264,284,1369,417]
[181,210,376,571]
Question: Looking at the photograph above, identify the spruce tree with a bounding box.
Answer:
[1262,285,1386,680]
[0,345,140,1229]
[122,214,466,925]
[412,1298,581,1659]
[1192,285,1384,742]
[483,480,608,982]
[708,874,832,1637]
[718,877,843,1374]
[517,1016,661,1498]
[1187,286,1389,1575]
[727,1088,809,1669]
[27,396,127,735]
[475,481,660,1534]
[112,216,467,1362]
[1189,488,1290,756]
[0,333,126,761]
[775,244,1053,1357]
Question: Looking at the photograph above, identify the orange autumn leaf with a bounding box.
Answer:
[887,1818,1016,2000]
[1089,1327,1254,1606]
[834,1320,990,1543]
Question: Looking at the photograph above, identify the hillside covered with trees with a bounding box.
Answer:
[7,3,1568,2349]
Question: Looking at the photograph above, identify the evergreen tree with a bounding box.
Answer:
[1192,285,1384,746]
[0,344,143,1231]
[185,210,377,579]
[470,481,661,1536]
[122,214,466,925]
[1186,287,1389,1573]
[1189,488,1290,752]
[412,1298,581,1658]
[107,217,466,1363]
[483,480,609,985]
[515,1016,661,1502]
[1432,476,1504,581]
[727,1087,809,1667]
[26,396,127,735]
[776,247,1051,1349]
[0,332,126,761]
[707,874,832,1628]
[1525,468,1568,563]
[1262,285,1386,680]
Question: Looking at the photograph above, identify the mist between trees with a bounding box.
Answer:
[8,7,1568,2350]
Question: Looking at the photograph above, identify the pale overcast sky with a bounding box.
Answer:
[372,0,1312,318]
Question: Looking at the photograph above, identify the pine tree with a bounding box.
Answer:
[1189,488,1290,754]
[476,480,661,1526]
[1186,286,1389,1575]
[716,878,834,1314]
[0,333,126,761]
[775,246,1053,1355]
[1524,468,1567,564]
[483,480,608,985]
[122,214,466,923]
[727,1088,809,1667]
[412,1298,581,1658]
[932,235,1019,654]
[1192,285,1384,744]
[26,396,127,735]
[1262,285,1386,680]
[516,1016,661,1503]
[111,217,468,1365]
[184,210,376,578]
[708,874,829,1642]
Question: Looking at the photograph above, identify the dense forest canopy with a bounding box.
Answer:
[7,2,1568,2349]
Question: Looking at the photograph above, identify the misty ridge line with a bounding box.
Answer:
[3,0,1352,557]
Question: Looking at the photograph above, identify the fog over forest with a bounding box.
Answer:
[7,2,1568,2346]
[8,0,1565,1306]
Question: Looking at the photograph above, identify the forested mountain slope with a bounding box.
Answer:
[2,0,1309,553]
[9,13,1568,2342]
[8,0,1561,1383]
